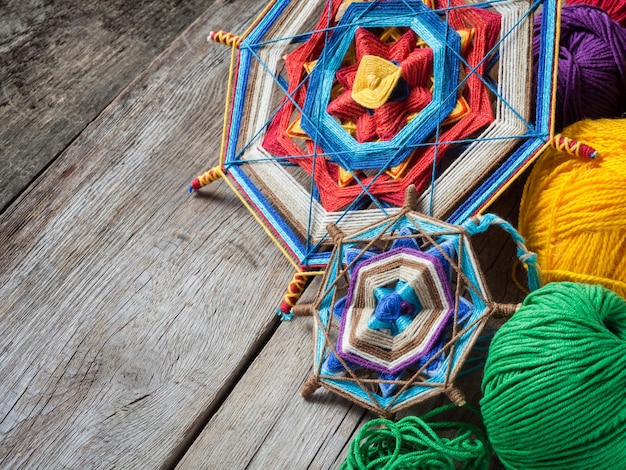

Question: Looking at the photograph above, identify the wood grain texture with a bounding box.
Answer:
[0,0,293,467]
[0,0,216,211]
[176,316,372,469]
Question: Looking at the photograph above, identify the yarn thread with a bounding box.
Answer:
[534,5,626,131]
[207,30,242,48]
[275,265,319,320]
[481,282,626,469]
[550,133,597,159]
[568,0,626,28]
[519,118,626,298]
[190,0,561,317]
[340,404,492,470]
[298,190,529,415]
[189,166,224,192]
[192,0,560,253]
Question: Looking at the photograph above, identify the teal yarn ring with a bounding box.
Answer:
[481,282,626,469]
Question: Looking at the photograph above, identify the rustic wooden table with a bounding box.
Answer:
[1,1,525,467]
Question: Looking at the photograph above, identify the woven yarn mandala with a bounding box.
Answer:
[191,0,560,315]
[295,188,531,416]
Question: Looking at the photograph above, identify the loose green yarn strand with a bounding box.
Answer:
[340,404,491,470]
[481,282,626,469]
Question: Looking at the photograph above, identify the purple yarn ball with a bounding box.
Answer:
[534,5,626,131]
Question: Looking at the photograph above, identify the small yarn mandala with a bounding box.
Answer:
[295,187,531,416]
[191,0,560,316]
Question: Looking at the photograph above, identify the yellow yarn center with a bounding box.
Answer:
[368,74,381,89]
[352,55,402,109]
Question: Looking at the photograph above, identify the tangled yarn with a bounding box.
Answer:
[519,119,626,298]
[534,5,626,130]
[481,282,626,469]
[340,404,491,470]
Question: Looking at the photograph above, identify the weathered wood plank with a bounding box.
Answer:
[0,0,294,467]
[176,315,371,469]
[0,0,216,211]
[177,183,526,469]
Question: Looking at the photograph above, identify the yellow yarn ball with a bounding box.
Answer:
[519,118,626,298]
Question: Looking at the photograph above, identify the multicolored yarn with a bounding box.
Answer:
[296,186,532,416]
[549,132,597,159]
[340,404,492,470]
[189,165,224,192]
[190,0,561,317]
[519,118,626,299]
[568,0,626,28]
[267,2,498,212]
[208,30,242,48]
[481,282,626,469]
[334,243,458,375]
[276,265,309,320]
[534,4,626,131]
[323,28,439,145]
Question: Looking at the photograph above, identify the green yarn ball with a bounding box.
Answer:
[481,282,626,469]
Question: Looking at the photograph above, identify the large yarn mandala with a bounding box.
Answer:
[191,0,560,314]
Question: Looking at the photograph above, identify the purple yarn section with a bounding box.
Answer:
[534,5,626,131]
[336,247,454,374]
[568,0,626,28]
